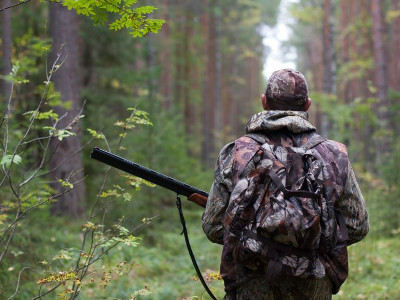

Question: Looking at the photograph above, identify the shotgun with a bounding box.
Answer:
[90,147,208,208]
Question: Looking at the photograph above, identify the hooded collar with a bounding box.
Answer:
[245,110,316,134]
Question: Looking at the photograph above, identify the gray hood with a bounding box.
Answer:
[245,110,316,134]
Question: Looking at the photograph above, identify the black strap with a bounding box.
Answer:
[268,169,320,199]
[265,260,282,282]
[176,195,218,300]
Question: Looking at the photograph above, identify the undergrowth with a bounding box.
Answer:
[1,201,399,299]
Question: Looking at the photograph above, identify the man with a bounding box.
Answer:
[202,69,369,300]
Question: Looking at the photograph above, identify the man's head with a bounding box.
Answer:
[262,69,311,111]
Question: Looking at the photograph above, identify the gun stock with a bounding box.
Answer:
[90,147,208,208]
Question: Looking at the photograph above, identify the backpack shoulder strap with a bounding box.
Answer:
[233,135,264,182]
[301,134,327,150]
[245,133,270,145]
[245,133,277,158]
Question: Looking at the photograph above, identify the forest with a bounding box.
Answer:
[0,0,399,299]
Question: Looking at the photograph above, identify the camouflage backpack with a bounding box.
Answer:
[222,133,342,283]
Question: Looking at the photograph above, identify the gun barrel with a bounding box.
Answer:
[90,147,209,198]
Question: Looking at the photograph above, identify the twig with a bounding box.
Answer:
[0,176,84,245]
[35,215,158,300]
[0,222,17,264]
[0,52,62,187]
[8,267,31,300]
[0,0,31,11]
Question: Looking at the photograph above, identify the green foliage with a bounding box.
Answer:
[309,92,377,144]
[6,1,399,299]
[114,108,153,137]
[59,0,165,37]
[309,88,399,234]
[0,154,22,168]
[0,30,160,297]
[386,8,400,22]
[335,237,400,299]
[289,1,323,25]
[338,59,374,82]
[10,208,392,300]
[87,128,104,139]
[102,209,225,299]
[259,0,281,26]
[0,30,50,88]
[26,109,59,120]
[0,61,30,85]
[0,101,159,299]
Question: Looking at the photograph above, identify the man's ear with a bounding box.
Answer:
[262,94,269,110]
[304,98,312,111]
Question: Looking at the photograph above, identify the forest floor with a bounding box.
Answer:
[1,207,399,299]
[86,207,400,300]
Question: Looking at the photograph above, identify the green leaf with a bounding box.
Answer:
[59,1,164,37]
[122,192,132,202]
[87,128,104,139]
[52,249,73,261]
[58,179,74,189]
[130,288,152,298]
[37,110,59,121]
[51,129,76,141]
[1,154,22,168]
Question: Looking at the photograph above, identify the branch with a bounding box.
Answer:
[0,176,83,246]
[0,222,17,264]
[34,216,158,300]
[0,0,31,12]
[8,267,31,300]
[0,52,63,187]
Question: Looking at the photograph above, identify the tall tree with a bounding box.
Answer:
[202,0,217,167]
[1,0,12,102]
[321,0,335,136]
[359,0,375,169]
[371,0,388,109]
[160,0,173,110]
[389,0,400,92]
[339,0,350,104]
[371,0,389,158]
[389,0,400,137]
[48,3,85,218]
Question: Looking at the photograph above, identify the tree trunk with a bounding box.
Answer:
[371,0,389,111]
[359,0,375,170]
[390,0,400,137]
[160,0,173,110]
[322,0,335,136]
[340,0,350,104]
[183,8,195,136]
[349,0,362,151]
[48,3,85,218]
[173,8,183,113]
[214,7,222,151]
[371,0,389,158]
[201,0,216,167]
[1,0,12,102]
[349,0,359,102]
[308,38,323,130]
[390,0,400,91]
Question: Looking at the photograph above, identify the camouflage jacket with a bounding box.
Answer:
[202,110,369,299]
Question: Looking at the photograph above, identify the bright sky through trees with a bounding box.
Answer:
[263,0,298,79]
